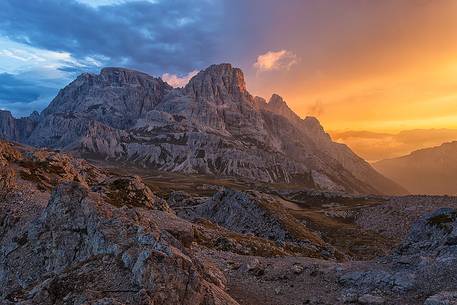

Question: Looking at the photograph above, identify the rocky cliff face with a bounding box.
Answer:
[0,64,405,195]
[0,110,39,142]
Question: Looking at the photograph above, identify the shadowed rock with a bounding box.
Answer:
[181,188,342,259]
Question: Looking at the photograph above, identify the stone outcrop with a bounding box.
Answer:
[397,208,457,255]
[17,145,108,191]
[340,208,457,301]
[94,175,172,212]
[180,188,341,259]
[0,64,405,195]
[0,182,238,305]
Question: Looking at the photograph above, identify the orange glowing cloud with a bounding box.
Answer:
[253,50,298,72]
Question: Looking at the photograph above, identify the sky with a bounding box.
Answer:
[0,0,456,160]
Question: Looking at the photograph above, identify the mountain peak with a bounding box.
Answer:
[42,67,172,124]
[186,63,247,99]
[253,96,268,110]
[268,94,288,109]
[201,63,242,78]
[263,94,301,123]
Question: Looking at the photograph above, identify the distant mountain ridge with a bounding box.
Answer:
[374,141,457,195]
[0,63,405,195]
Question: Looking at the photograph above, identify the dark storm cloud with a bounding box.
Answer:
[57,65,99,74]
[0,73,59,115]
[0,0,222,75]
[0,73,41,104]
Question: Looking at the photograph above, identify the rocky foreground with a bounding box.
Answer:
[1,140,457,305]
